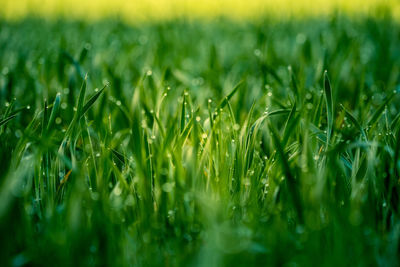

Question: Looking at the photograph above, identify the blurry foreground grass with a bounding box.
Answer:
[0,15,400,266]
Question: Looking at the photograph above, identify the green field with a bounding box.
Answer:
[1,13,400,267]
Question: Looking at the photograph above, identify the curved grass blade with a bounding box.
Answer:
[367,92,395,129]
[180,91,186,133]
[0,114,17,127]
[46,93,61,133]
[213,80,243,121]
[324,71,333,145]
[80,84,107,118]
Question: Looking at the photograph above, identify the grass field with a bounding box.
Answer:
[1,3,400,267]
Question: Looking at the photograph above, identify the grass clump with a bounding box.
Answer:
[0,15,400,266]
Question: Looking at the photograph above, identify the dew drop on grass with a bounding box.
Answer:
[55,117,62,124]
[15,130,22,138]
[201,133,207,139]
[162,182,174,193]
[114,186,122,196]
[208,99,212,103]
[267,92,273,97]
[146,70,152,76]
[116,100,121,106]
[5,102,10,107]
[195,116,201,122]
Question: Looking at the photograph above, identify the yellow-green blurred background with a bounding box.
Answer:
[1,0,400,22]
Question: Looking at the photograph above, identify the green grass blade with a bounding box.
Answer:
[324,71,334,145]
[46,93,61,133]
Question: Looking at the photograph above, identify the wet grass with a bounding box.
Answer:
[0,15,400,266]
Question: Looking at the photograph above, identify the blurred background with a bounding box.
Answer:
[1,0,400,22]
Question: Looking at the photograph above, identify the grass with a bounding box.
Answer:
[0,14,400,266]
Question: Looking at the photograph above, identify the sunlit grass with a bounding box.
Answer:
[2,0,400,22]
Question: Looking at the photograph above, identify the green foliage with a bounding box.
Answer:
[0,15,400,266]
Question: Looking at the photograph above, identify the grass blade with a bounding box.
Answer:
[324,71,334,145]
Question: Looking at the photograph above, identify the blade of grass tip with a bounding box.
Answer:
[268,123,304,224]
[3,98,15,118]
[367,92,395,129]
[46,93,61,133]
[213,80,243,121]
[324,71,333,146]
[80,84,107,118]
[9,106,30,117]
[63,77,88,139]
[340,104,367,141]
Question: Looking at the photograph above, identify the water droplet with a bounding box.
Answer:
[114,186,122,196]
[116,100,121,106]
[254,49,261,57]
